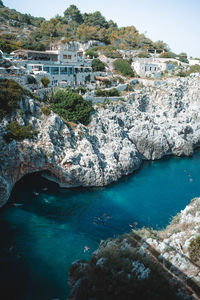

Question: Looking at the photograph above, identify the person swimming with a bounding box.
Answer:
[129,222,138,228]
[84,246,90,252]
[12,203,23,207]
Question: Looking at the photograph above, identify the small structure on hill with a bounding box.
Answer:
[132,58,176,78]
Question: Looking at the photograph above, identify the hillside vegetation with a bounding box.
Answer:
[0,79,31,117]
[0,2,169,53]
[51,89,94,125]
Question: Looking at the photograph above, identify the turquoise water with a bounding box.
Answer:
[1,152,200,299]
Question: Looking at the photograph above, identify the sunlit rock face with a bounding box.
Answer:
[1,74,200,207]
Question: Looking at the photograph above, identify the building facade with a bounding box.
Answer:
[12,46,93,87]
[132,58,176,78]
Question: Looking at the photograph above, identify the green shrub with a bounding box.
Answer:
[4,121,38,142]
[188,64,200,74]
[92,59,105,72]
[85,49,98,59]
[137,51,150,58]
[0,79,24,118]
[73,86,87,94]
[85,74,91,82]
[41,77,50,87]
[95,88,119,97]
[160,51,177,59]
[114,76,125,84]
[178,53,189,64]
[113,59,134,77]
[104,80,112,88]
[177,71,187,77]
[189,236,200,262]
[41,106,51,116]
[101,46,122,59]
[27,75,37,84]
[51,89,93,125]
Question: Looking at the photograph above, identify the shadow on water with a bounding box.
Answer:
[0,218,67,300]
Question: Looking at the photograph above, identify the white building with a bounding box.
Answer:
[132,58,176,78]
[188,59,200,66]
[12,47,93,87]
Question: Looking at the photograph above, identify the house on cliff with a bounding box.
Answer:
[132,58,176,78]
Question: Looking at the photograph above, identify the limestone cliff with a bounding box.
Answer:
[68,198,200,300]
[1,75,200,207]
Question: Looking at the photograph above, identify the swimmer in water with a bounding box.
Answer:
[8,246,14,253]
[129,222,138,228]
[84,246,90,252]
[12,203,23,207]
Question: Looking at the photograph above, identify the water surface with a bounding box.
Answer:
[1,152,200,300]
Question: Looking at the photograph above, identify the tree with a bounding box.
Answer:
[107,20,117,29]
[41,77,50,87]
[178,53,189,64]
[85,49,98,59]
[160,51,177,59]
[0,0,4,7]
[153,40,169,51]
[113,59,134,77]
[92,59,105,72]
[83,11,108,28]
[0,79,28,117]
[27,75,37,84]
[64,5,83,24]
[96,27,109,43]
[137,51,150,58]
[76,24,97,42]
[108,26,140,49]
[4,121,38,142]
[51,89,93,124]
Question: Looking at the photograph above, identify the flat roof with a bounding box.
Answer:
[14,49,58,55]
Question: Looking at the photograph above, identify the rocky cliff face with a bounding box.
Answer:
[68,198,200,300]
[0,75,200,207]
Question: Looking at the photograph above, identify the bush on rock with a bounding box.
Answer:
[51,89,93,125]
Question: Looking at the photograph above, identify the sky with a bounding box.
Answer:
[3,0,200,58]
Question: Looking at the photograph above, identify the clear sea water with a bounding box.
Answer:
[1,152,200,300]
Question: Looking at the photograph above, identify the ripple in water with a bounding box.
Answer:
[1,152,200,299]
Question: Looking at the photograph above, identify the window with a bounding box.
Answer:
[60,67,68,74]
[63,54,72,60]
[44,67,50,73]
[52,67,59,75]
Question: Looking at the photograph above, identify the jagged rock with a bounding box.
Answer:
[68,198,200,299]
[1,76,200,207]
